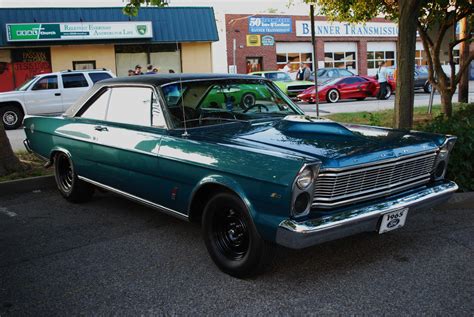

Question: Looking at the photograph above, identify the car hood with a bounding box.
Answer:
[276,80,313,87]
[191,116,444,169]
[0,90,24,100]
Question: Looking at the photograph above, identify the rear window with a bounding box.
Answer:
[89,72,112,84]
[62,74,88,88]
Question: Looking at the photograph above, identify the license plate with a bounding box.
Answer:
[379,208,408,234]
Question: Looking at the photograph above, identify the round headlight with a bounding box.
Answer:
[296,167,314,189]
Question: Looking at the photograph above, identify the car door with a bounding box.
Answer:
[89,85,166,202]
[337,78,357,99]
[60,73,91,111]
[23,75,63,115]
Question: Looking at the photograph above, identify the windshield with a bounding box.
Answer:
[161,79,301,129]
[263,72,292,82]
[16,76,37,91]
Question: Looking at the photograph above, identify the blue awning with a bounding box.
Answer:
[0,7,219,46]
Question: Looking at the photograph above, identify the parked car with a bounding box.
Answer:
[0,69,114,129]
[249,71,314,97]
[24,74,458,277]
[384,66,432,93]
[297,75,395,103]
[309,67,356,83]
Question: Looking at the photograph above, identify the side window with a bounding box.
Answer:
[339,69,354,77]
[89,72,112,84]
[62,74,88,89]
[80,89,111,120]
[106,87,153,126]
[31,76,58,90]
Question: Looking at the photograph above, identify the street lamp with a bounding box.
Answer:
[307,2,320,117]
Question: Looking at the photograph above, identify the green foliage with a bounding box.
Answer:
[419,103,474,192]
[123,0,169,16]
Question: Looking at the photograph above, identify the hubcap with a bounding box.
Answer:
[213,207,249,260]
[3,111,18,125]
[243,95,255,107]
[56,154,74,193]
[329,91,338,102]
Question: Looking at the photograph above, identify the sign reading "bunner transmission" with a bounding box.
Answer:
[6,22,153,42]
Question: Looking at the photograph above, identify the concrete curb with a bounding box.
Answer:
[0,175,55,196]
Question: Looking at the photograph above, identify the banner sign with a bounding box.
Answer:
[261,35,275,46]
[248,17,292,34]
[296,21,398,37]
[6,22,153,42]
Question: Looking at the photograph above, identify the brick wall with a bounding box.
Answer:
[225,14,398,76]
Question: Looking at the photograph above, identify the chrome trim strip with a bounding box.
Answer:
[279,181,457,235]
[78,176,189,221]
[319,149,437,172]
[318,152,436,177]
[312,178,430,208]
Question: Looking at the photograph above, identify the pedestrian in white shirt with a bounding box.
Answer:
[282,62,291,73]
[377,61,388,100]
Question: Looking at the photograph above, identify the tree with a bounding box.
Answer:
[416,1,473,116]
[0,123,23,177]
[308,0,473,126]
[122,0,169,16]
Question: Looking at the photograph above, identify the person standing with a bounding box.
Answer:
[377,61,388,99]
[282,62,291,73]
[296,63,310,81]
[145,64,157,74]
[134,65,143,75]
[127,69,135,76]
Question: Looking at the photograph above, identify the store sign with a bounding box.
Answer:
[248,17,292,34]
[246,35,261,47]
[261,35,275,46]
[296,21,398,37]
[6,22,153,42]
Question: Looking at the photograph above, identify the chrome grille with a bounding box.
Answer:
[313,152,437,208]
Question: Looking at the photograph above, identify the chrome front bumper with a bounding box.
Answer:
[276,181,458,249]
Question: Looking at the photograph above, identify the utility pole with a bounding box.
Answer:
[310,3,320,117]
[458,17,469,103]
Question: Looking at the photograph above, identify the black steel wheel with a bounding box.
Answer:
[54,152,94,203]
[1,105,23,130]
[424,82,432,93]
[202,192,274,278]
[241,92,256,108]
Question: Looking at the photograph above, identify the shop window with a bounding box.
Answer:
[324,52,356,70]
[62,74,88,89]
[276,52,313,72]
[415,50,428,66]
[246,57,263,73]
[453,49,460,65]
[73,60,96,70]
[89,72,113,84]
[32,75,58,90]
[367,50,396,70]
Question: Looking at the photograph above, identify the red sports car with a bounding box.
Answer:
[297,76,395,103]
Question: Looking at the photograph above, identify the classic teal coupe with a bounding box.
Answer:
[23,74,458,277]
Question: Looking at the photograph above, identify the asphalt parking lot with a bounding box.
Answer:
[1,188,473,315]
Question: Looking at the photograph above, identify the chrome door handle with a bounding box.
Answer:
[94,126,108,132]
[55,93,61,96]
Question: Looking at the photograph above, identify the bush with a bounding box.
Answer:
[419,103,474,191]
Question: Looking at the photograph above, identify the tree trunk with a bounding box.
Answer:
[394,0,421,129]
[440,90,454,117]
[0,124,23,177]
[458,17,470,103]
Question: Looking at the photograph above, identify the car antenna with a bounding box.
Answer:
[177,41,189,138]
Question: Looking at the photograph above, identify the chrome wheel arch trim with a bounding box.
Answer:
[77,176,189,221]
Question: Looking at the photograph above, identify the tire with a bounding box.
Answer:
[202,192,275,278]
[241,93,256,108]
[326,89,340,103]
[383,85,392,99]
[54,152,94,203]
[1,104,24,130]
[423,82,432,93]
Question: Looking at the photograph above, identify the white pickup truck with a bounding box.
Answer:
[0,69,114,129]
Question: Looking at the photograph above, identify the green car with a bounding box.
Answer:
[249,71,314,97]
[23,74,458,277]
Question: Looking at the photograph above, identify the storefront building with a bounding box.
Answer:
[225,14,463,77]
[0,7,218,92]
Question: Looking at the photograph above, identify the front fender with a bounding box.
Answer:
[190,174,291,242]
